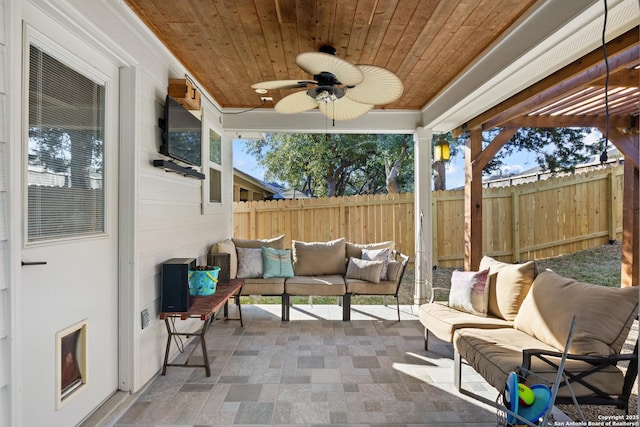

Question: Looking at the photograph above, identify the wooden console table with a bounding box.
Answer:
[159,279,243,376]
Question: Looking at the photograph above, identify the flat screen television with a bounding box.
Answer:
[160,95,202,166]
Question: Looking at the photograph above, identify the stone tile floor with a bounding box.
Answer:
[108,304,544,426]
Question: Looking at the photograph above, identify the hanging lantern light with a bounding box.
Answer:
[433,135,450,162]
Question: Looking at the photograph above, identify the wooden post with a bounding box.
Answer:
[608,167,618,243]
[464,129,483,271]
[621,159,639,287]
[512,190,520,262]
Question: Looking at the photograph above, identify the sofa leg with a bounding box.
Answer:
[454,349,462,391]
[424,328,429,351]
[282,294,289,321]
[343,293,351,321]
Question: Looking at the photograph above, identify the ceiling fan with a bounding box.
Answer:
[251,45,403,121]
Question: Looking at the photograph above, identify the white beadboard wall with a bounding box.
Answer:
[0,0,9,424]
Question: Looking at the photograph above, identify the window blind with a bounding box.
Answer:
[27,44,106,242]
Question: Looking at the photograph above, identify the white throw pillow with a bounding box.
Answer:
[448,269,490,316]
[362,247,390,281]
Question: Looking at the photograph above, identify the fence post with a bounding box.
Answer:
[431,193,439,268]
[608,167,617,243]
[512,190,520,262]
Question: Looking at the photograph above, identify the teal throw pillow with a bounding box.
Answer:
[262,247,294,278]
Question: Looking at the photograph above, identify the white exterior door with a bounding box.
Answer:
[19,27,119,426]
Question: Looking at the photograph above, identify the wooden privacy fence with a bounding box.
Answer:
[233,165,624,268]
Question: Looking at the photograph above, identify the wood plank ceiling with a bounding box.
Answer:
[124,0,539,110]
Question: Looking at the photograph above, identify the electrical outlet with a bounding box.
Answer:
[141,309,150,329]
[260,96,273,102]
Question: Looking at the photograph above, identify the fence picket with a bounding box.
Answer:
[232,166,623,268]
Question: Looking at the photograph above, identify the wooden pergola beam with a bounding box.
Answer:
[506,114,633,130]
[603,127,640,170]
[454,27,639,135]
[591,68,640,86]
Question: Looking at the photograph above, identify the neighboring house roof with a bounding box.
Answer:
[233,168,279,197]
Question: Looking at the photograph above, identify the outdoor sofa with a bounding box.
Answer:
[208,236,409,321]
[419,256,639,413]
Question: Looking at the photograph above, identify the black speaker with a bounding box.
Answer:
[161,258,196,312]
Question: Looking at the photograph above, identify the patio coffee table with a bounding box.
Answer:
[160,279,243,376]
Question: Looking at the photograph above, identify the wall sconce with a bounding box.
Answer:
[433,136,450,162]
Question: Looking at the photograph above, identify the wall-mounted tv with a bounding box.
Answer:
[160,95,202,166]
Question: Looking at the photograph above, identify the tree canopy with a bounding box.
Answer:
[241,127,600,196]
[243,133,414,197]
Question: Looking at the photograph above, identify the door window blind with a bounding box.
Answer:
[27,44,106,242]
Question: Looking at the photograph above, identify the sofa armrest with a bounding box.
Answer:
[520,345,638,400]
[429,287,450,303]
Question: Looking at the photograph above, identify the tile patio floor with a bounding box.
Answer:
[107,303,562,426]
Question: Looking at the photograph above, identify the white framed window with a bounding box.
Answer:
[201,117,225,214]
[26,42,107,243]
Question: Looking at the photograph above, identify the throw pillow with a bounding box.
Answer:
[233,235,285,250]
[215,239,237,279]
[236,247,263,279]
[262,247,294,278]
[362,247,390,281]
[292,238,347,276]
[345,257,383,284]
[448,269,490,316]
[345,241,395,260]
[479,256,537,321]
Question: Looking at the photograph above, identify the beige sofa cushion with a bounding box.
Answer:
[345,241,395,259]
[419,302,512,344]
[292,238,346,276]
[240,277,285,296]
[514,269,639,356]
[233,235,285,250]
[346,279,397,296]
[454,327,625,398]
[285,275,346,296]
[479,256,537,321]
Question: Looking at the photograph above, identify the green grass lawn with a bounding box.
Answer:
[240,243,623,306]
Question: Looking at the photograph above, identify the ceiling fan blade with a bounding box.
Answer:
[318,97,373,121]
[345,65,404,105]
[251,80,316,90]
[296,52,364,86]
[275,91,318,114]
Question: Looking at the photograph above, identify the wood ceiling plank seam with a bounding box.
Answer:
[234,1,277,84]
[391,0,444,79]
[204,1,264,106]
[295,0,317,56]
[471,29,640,131]
[420,0,512,84]
[331,0,358,60]
[253,0,290,80]
[275,0,298,24]
[391,2,467,82]
[359,0,398,65]
[370,0,421,67]
[313,0,337,49]
[343,0,379,61]
[124,0,164,34]
[166,22,232,106]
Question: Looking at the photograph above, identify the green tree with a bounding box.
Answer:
[483,127,598,175]
[243,133,414,197]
